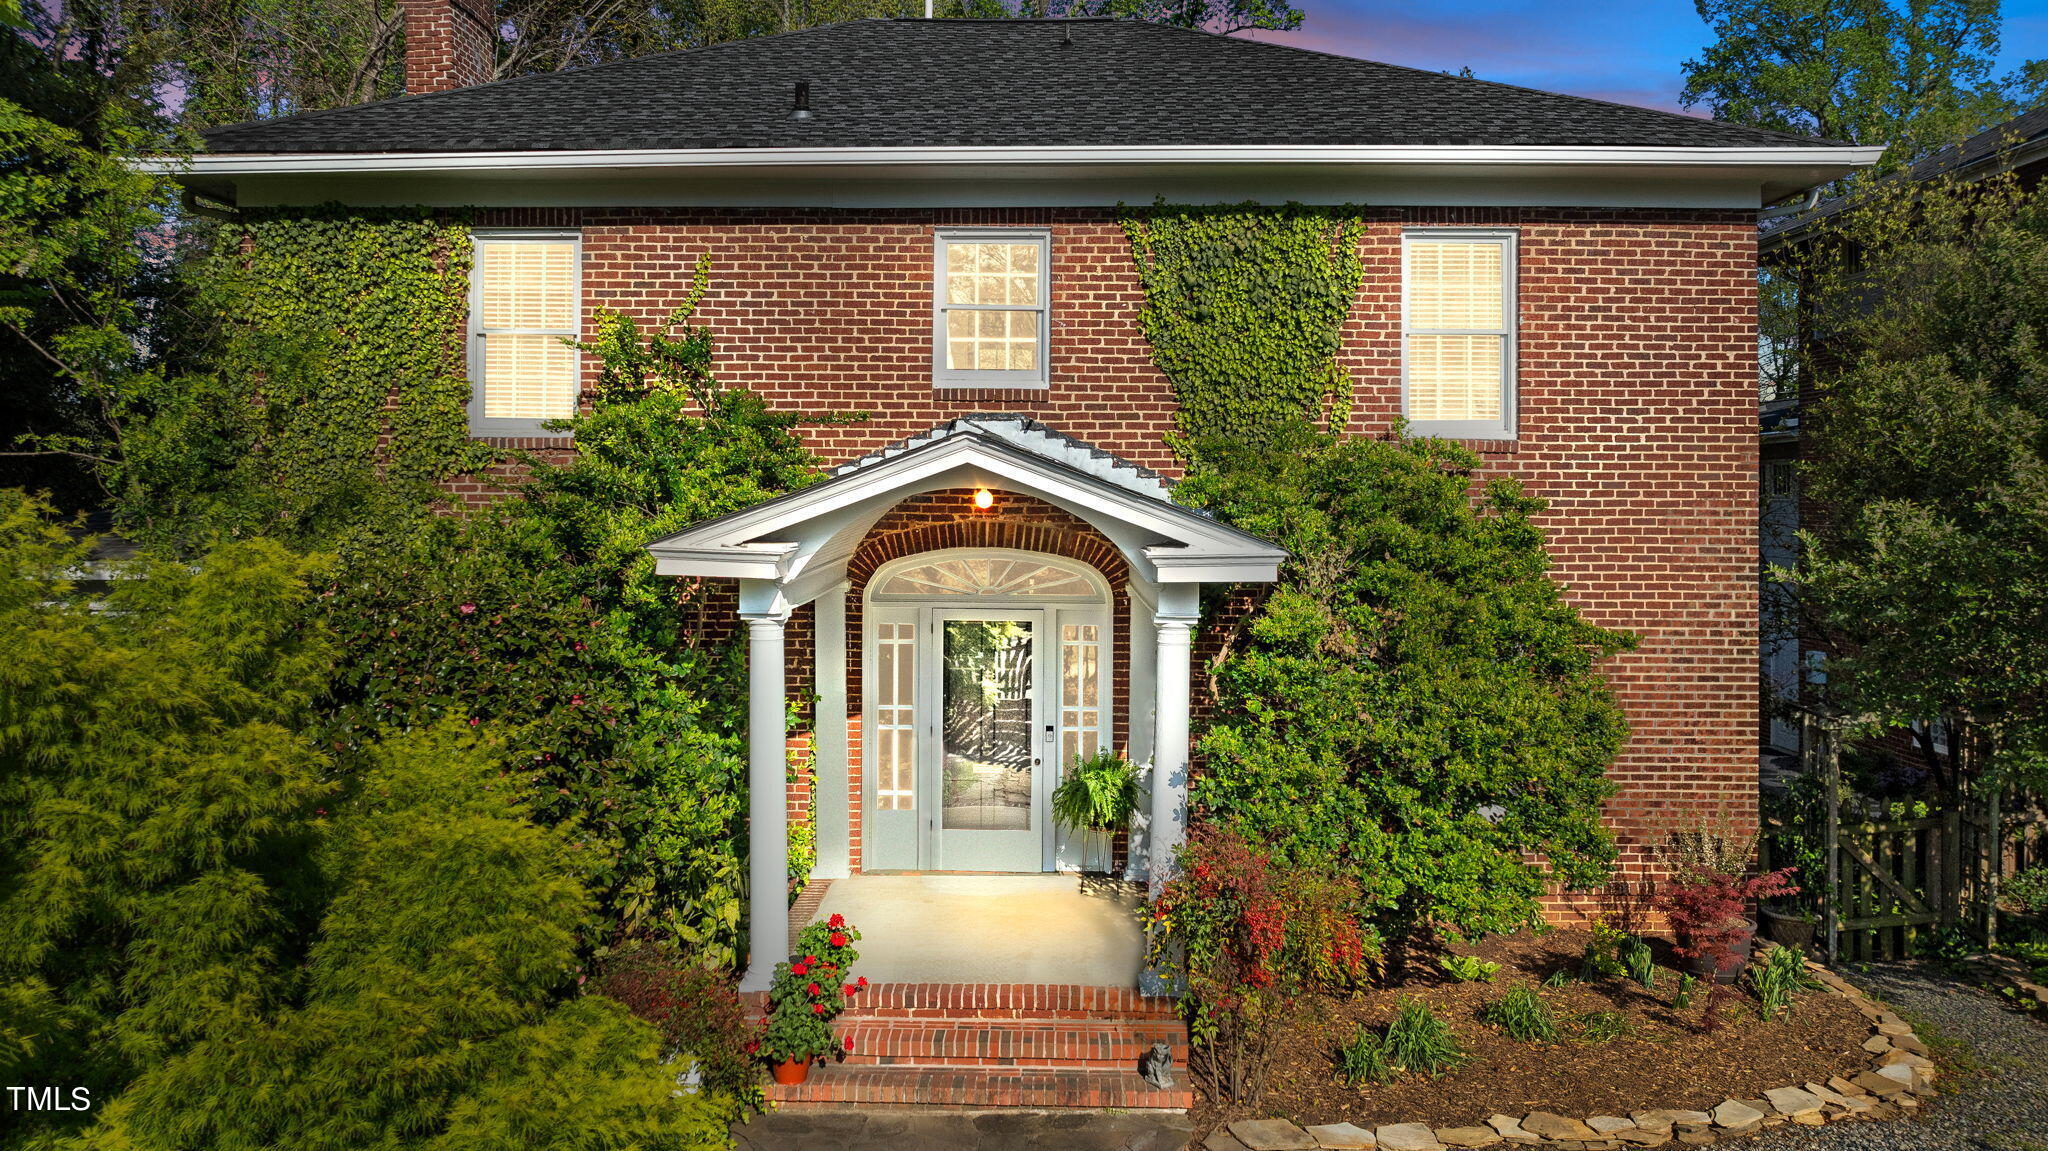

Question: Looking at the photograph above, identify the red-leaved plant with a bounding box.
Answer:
[1655,827,1797,1031]
[590,939,764,1114]
[1152,827,1376,1105]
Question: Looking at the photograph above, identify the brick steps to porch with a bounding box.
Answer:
[754,984,1193,1111]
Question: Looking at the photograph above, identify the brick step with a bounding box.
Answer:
[835,983,1183,1021]
[838,1018,1190,1070]
[765,1063,1194,1110]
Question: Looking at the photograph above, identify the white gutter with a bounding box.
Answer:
[141,143,1888,176]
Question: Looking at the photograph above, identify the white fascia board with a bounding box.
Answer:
[647,542,797,578]
[1145,549,1284,584]
[145,143,1887,176]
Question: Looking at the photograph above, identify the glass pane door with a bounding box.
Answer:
[934,614,1046,871]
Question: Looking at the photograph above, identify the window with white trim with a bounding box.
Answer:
[1403,230,1516,439]
[934,230,1050,388]
[469,230,582,436]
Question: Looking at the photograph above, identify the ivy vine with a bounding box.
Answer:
[1118,200,1365,450]
[196,204,489,535]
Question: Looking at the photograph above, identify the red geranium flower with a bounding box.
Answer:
[843,983,858,996]
[856,976,869,988]
[829,932,848,947]
[791,963,808,976]
[828,913,846,928]
[745,1040,760,1054]
[804,955,821,966]
[844,1037,855,1052]
[806,982,820,996]
[812,1003,826,1015]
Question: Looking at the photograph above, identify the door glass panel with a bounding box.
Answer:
[1059,623,1102,770]
[941,619,1034,831]
[874,622,915,811]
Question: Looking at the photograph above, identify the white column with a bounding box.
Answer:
[741,613,788,993]
[1148,585,1199,896]
[813,583,851,879]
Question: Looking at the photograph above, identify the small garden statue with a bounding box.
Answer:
[755,914,865,1084]
[1139,1041,1175,1090]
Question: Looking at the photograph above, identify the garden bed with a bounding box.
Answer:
[1193,929,1875,1132]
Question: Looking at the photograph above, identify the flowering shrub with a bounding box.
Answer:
[757,914,865,1064]
[590,939,764,1116]
[1152,826,1376,1105]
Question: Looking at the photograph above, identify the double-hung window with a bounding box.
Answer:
[934,230,1050,388]
[469,230,582,436]
[1402,230,1516,439]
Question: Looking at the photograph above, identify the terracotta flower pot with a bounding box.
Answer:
[1681,917,1757,983]
[770,1057,812,1085]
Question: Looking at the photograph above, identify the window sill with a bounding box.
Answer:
[932,385,1055,404]
[473,434,575,450]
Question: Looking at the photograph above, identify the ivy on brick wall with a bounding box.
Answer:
[1118,200,1365,450]
[129,204,491,544]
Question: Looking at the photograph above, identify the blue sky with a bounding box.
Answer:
[1251,0,2048,115]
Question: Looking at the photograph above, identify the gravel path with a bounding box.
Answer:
[1754,962,2048,1151]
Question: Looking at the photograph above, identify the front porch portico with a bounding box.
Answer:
[646,417,1285,992]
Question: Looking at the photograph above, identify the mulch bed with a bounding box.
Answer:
[1192,929,1874,1132]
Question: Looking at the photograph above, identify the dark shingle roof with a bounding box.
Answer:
[199,18,1854,155]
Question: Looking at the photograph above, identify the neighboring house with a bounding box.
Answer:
[1755,102,2047,763]
[157,0,1878,1108]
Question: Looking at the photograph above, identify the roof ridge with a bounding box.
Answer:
[1126,20,1858,149]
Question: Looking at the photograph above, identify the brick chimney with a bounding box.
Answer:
[401,0,496,95]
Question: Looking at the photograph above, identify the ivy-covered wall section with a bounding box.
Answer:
[1119,200,1365,448]
[122,205,487,544]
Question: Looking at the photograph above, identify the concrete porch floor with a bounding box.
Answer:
[806,874,1147,987]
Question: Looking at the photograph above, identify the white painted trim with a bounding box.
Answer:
[932,228,1051,390]
[147,143,1888,176]
[813,582,852,880]
[467,228,584,438]
[1401,228,1518,441]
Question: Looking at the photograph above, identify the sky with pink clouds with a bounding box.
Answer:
[1246,0,2047,117]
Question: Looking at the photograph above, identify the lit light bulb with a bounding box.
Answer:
[972,488,994,510]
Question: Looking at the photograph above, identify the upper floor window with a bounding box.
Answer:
[469,230,581,437]
[1403,230,1516,440]
[934,230,1049,388]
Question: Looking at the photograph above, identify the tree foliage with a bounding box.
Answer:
[1786,174,2048,793]
[1682,0,2045,164]
[1177,426,1634,944]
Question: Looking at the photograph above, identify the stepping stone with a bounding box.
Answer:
[1710,1099,1765,1129]
[1588,1116,1636,1134]
[1521,1113,1597,1140]
[1629,1111,1709,1134]
[1230,1120,1318,1150]
[1306,1124,1376,1149]
[1485,1117,1525,1137]
[1207,1133,1252,1151]
[1435,1127,1500,1148]
[1764,1087,1825,1116]
[1373,1124,1444,1151]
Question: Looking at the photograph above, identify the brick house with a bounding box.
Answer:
[161,1,1880,1108]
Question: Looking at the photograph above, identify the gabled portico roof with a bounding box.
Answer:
[645,417,1285,608]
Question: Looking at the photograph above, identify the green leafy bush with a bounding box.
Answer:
[1579,922,1633,980]
[1749,944,1820,1020]
[1481,985,1558,1042]
[1337,1025,1391,1085]
[2007,866,2048,916]
[1382,998,1469,1077]
[1439,955,1501,983]
[1177,426,1633,946]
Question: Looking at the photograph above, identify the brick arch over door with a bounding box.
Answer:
[842,488,1133,872]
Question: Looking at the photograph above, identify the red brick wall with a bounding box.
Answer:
[400,0,494,95]
[460,204,1760,883]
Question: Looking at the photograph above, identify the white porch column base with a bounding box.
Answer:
[1148,585,1199,897]
[741,611,789,993]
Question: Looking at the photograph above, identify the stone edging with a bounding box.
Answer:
[1959,953,2048,1016]
[1207,955,1936,1151]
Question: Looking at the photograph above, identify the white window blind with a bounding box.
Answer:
[471,234,581,432]
[1403,232,1515,437]
[934,231,1049,387]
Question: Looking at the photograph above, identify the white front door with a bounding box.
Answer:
[930,609,1049,872]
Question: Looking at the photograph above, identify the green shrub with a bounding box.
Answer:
[1439,955,1501,983]
[1674,973,1700,1010]
[1571,1010,1633,1042]
[2006,866,2048,916]
[1337,1025,1391,1086]
[1622,936,1659,988]
[1383,998,1469,1077]
[1579,922,1632,980]
[1542,968,1573,989]
[1749,944,1820,1020]
[1481,985,1558,1042]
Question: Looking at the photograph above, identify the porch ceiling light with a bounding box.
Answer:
[972,487,995,510]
